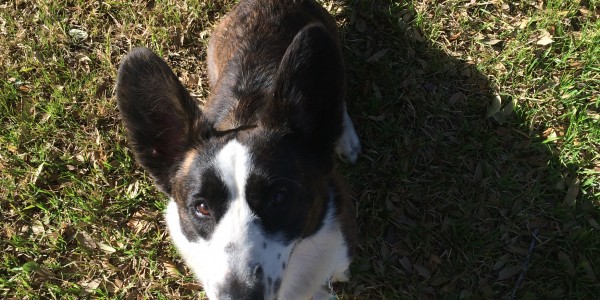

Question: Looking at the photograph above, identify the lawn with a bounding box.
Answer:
[1,0,599,299]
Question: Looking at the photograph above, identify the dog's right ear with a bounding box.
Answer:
[116,47,210,194]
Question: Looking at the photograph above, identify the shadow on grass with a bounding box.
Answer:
[335,0,599,299]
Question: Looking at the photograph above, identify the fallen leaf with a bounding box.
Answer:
[483,38,502,46]
[585,216,600,230]
[164,260,182,277]
[564,177,580,206]
[97,242,116,254]
[368,114,386,122]
[75,230,97,250]
[580,256,596,281]
[493,254,512,271]
[413,264,431,279]
[448,92,466,105]
[448,32,461,41]
[430,273,449,286]
[31,220,45,236]
[80,278,101,292]
[69,28,88,41]
[498,266,521,280]
[399,256,413,272]
[366,49,389,63]
[557,251,575,275]
[536,36,554,46]
[486,93,502,117]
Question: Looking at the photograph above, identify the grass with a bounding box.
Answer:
[1,0,598,298]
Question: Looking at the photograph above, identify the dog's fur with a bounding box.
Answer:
[116,0,360,299]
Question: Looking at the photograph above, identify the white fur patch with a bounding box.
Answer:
[277,193,351,299]
[166,139,351,299]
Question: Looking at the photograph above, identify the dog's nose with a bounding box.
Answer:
[220,263,264,300]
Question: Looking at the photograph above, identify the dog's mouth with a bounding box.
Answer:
[202,237,297,300]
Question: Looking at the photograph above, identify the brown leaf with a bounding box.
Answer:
[80,278,101,292]
[580,256,597,282]
[366,49,389,63]
[164,260,182,277]
[448,92,466,106]
[430,273,449,286]
[399,256,412,272]
[557,251,575,275]
[413,264,431,279]
[498,266,521,280]
[75,231,97,250]
[492,254,511,271]
[448,32,461,41]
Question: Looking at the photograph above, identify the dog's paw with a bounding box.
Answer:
[336,111,361,163]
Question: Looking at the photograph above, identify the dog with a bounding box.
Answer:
[116,0,360,299]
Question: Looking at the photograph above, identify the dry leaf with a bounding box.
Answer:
[97,242,116,254]
[75,231,97,250]
[536,36,554,46]
[164,260,182,277]
[493,254,511,271]
[498,266,521,280]
[430,273,449,286]
[580,257,596,281]
[483,38,502,46]
[80,278,101,292]
[557,251,575,275]
[448,32,461,41]
[399,256,412,272]
[486,93,502,117]
[31,220,45,236]
[368,114,386,122]
[448,92,466,105]
[69,28,88,41]
[564,177,580,206]
[585,216,600,230]
[413,264,431,279]
[367,49,389,63]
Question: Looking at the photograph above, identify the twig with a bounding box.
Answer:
[511,228,539,300]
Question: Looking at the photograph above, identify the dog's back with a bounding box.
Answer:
[207,0,342,88]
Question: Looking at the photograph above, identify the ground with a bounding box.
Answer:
[1,0,599,299]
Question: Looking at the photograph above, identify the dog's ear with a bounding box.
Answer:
[267,24,345,154]
[116,47,210,194]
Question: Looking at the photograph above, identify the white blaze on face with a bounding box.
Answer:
[166,140,296,299]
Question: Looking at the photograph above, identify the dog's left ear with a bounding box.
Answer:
[116,47,211,194]
[267,24,345,155]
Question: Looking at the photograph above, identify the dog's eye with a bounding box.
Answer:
[268,188,288,208]
[195,202,211,217]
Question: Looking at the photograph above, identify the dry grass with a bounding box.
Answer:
[1,0,599,299]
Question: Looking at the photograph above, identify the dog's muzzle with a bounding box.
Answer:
[218,263,264,300]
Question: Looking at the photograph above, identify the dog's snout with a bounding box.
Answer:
[219,263,264,300]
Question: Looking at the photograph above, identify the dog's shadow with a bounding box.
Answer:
[334,1,598,299]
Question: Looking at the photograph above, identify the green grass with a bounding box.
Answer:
[1,0,599,298]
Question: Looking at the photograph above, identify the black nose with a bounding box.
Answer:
[220,264,264,300]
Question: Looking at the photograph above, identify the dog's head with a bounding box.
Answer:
[116,25,350,299]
